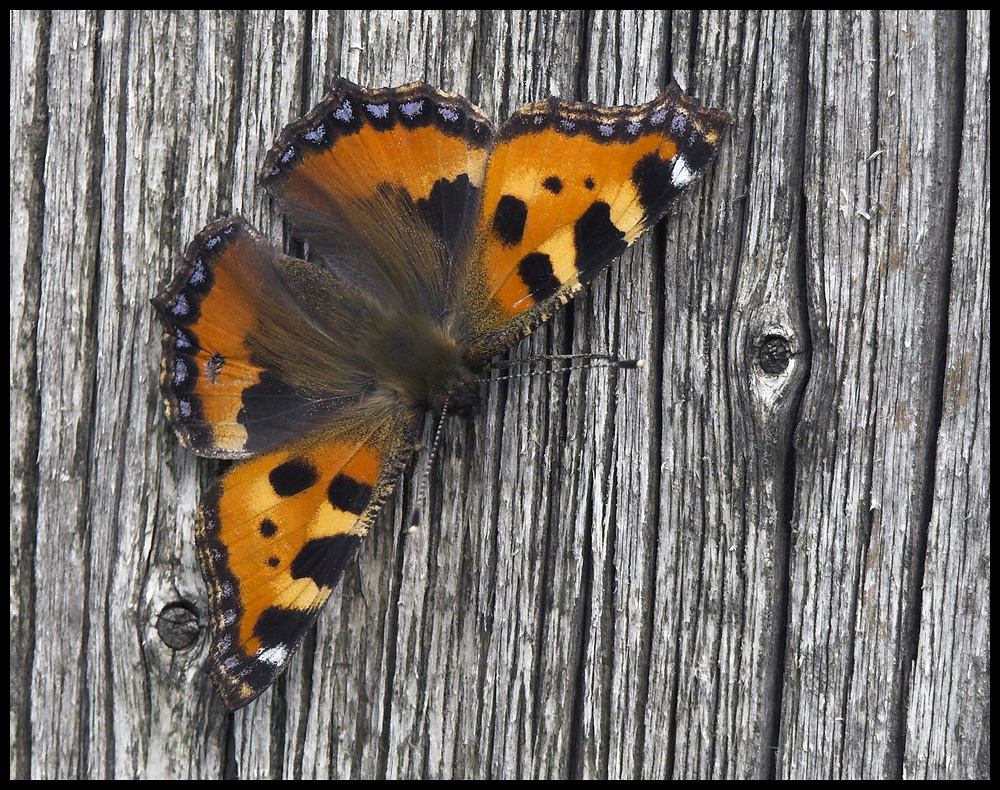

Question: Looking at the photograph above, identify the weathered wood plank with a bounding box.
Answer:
[843,12,965,776]
[782,8,975,780]
[903,10,990,780]
[781,10,883,778]
[94,11,239,778]
[9,9,989,780]
[683,10,811,780]
[25,10,104,779]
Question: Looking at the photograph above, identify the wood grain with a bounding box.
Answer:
[9,9,989,779]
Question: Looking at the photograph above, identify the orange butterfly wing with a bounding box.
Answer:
[197,417,415,709]
[456,84,728,362]
[261,79,495,317]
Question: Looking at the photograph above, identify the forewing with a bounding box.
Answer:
[261,79,495,316]
[455,83,728,362]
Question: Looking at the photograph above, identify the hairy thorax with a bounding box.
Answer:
[376,313,481,415]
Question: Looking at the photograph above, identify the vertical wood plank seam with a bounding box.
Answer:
[561,15,598,779]
[376,484,409,780]
[601,440,620,781]
[649,17,695,776]
[14,8,52,781]
[681,10,699,85]
[764,11,812,780]
[217,11,248,219]
[567,486,595,779]
[716,20,760,776]
[71,9,111,777]
[528,364,565,768]
[101,10,136,778]
[222,715,237,779]
[573,9,593,103]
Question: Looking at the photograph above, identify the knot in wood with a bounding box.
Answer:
[156,602,201,650]
[758,334,792,375]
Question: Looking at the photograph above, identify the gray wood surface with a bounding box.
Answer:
[9,9,989,780]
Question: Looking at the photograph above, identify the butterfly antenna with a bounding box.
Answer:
[409,398,450,530]
[482,352,645,382]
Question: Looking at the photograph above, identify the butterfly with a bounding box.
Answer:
[153,78,728,710]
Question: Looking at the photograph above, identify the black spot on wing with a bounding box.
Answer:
[518,252,560,302]
[631,152,681,217]
[269,458,319,497]
[289,535,362,589]
[252,606,316,648]
[259,518,278,538]
[492,194,528,247]
[328,474,373,515]
[542,176,563,194]
[416,174,478,257]
[574,202,627,284]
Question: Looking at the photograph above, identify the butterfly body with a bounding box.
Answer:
[155,78,727,709]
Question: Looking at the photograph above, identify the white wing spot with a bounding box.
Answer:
[257,644,290,666]
[671,155,696,187]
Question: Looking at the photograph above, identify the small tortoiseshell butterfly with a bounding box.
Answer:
[153,79,728,710]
